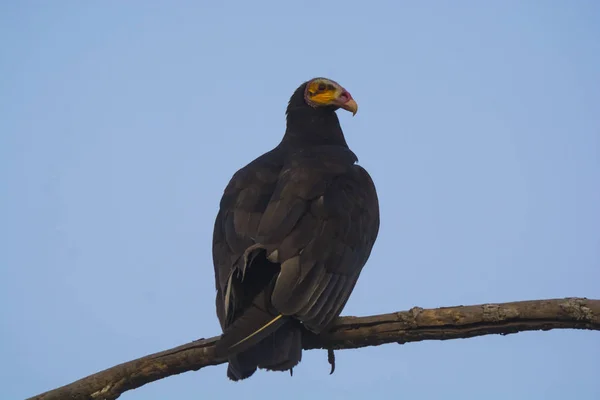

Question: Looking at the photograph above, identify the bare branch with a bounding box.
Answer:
[28,297,600,400]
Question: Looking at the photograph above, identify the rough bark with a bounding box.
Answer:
[27,297,600,400]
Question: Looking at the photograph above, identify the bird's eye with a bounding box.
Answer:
[318,83,326,91]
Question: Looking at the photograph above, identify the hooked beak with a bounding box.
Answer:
[340,98,358,116]
[334,90,358,116]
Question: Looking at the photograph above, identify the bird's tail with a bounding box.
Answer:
[215,286,288,355]
[215,288,303,381]
[226,321,303,381]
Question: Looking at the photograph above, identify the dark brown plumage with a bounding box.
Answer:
[212,77,380,380]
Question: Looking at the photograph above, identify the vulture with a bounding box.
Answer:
[212,77,380,380]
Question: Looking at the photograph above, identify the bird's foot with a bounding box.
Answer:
[327,348,336,375]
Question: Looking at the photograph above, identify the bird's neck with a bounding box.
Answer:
[280,108,349,148]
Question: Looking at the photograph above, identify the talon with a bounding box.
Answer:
[327,348,336,375]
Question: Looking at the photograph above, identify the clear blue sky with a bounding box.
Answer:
[1,2,599,399]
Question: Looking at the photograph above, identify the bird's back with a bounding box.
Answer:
[212,143,379,379]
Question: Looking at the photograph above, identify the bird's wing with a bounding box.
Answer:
[256,146,379,332]
[212,149,283,329]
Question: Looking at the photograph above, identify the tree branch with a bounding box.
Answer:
[28,297,600,400]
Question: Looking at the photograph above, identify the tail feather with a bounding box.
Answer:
[217,249,303,381]
[257,322,303,371]
[226,322,303,381]
[215,289,289,359]
[227,349,258,381]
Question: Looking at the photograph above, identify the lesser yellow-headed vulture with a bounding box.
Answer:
[212,77,380,380]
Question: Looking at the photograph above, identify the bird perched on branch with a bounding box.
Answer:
[212,77,380,380]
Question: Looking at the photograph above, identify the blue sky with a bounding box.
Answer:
[1,1,599,399]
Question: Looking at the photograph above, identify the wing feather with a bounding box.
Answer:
[270,162,379,333]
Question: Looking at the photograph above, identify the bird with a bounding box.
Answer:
[212,77,380,381]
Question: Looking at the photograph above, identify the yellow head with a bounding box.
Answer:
[303,77,358,116]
